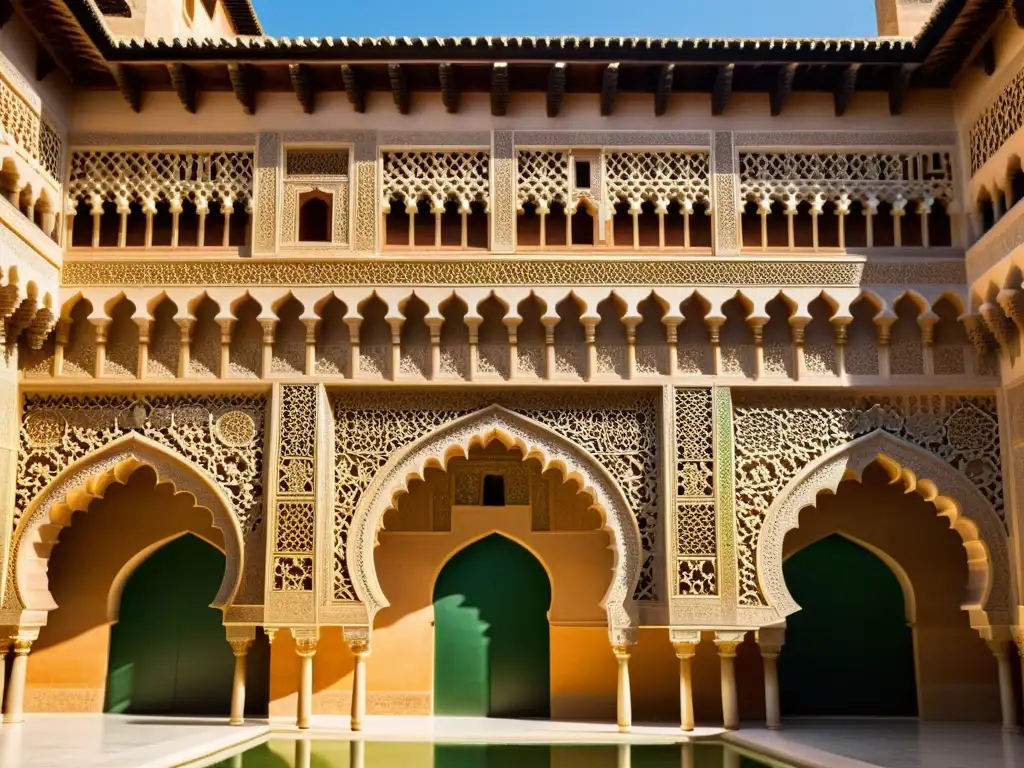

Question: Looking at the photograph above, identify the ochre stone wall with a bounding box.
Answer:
[23,467,224,713]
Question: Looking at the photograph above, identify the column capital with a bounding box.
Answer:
[230,639,252,657]
[291,627,319,658]
[673,642,697,660]
[611,644,632,661]
[12,638,31,655]
[714,630,746,658]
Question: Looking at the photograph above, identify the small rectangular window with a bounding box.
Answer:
[575,160,591,189]
[482,475,506,506]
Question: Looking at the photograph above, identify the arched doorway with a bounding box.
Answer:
[105,534,235,715]
[433,534,552,718]
[780,533,917,717]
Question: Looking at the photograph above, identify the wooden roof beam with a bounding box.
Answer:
[833,63,859,117]
[167,63,198,113]
[341,64,365,113]
[654,63,674,117]
[547,62,566,118]
[389,63,409,114]
[36,50,56,82]
[975,38,996,76]
[289,63,315,114]
[711,63,734,117]
[111,64,141,113]
[770,63,798,117]
[227,62,257,115]
[600,62,619,117]
[491,62,509,116]
[439,62,459,114]
[889,63,915,116]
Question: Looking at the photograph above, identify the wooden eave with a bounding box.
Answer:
[24,0,1015,114]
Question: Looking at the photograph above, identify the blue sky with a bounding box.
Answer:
[250,0,880,39]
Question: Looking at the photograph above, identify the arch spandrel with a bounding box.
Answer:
[345,404,643,644]
[755,430,1013,629]
[6,433,245,623]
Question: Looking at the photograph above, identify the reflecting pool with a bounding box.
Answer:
[205,740,780,768]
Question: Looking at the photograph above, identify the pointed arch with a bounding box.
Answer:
[11,433,244,621]
[756,430,1012,630]
[346,404,642,642]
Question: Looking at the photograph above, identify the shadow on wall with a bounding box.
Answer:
[777,461,1001,722]
[26,466,270,716]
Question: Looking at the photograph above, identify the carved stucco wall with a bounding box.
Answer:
[13,394,267,607]
[732,392,1006,626]
[327,391,660,624]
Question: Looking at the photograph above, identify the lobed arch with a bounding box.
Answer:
[9,433,245,624]
[756,430,1013,632]
[345,404,642,644]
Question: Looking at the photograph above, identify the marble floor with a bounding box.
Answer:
[2,715,1024,768]
[726,719,1024,768]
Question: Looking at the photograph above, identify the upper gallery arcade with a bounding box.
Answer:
[1,0,1024,740]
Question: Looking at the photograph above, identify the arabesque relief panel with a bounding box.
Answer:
[731,392,1003,609]
[330,390,660,603]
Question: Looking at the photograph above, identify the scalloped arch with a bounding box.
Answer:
[755,430,1013,630]
[9,433,245,620]
[346,404,643,643]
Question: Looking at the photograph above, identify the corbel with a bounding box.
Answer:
[389,63,409,115]
[341,64,365,113]
[654,63,674,117]
[228,63,258,115]
[770,63,798,117]
[111,64,142,113]
[601,62,620,117]
[547,62,566,118]
[289,63,316,114]
[491,62,509,116]
[167,63,198,114]
[711,64,735,117]
[439,62,459,114]
[833,63,859,117]
[888,64,916,117]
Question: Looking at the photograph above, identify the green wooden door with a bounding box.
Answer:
[105,534,235,715]
[780,534,918,716]
[433,534,551,718]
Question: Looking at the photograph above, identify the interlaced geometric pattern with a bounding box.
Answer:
[605,152,711,211]
[16,395,265,532]
[739,152,954,207]
[675,389,716,595]
[732,393,1002,607]
[517,151,569,209]
[970,67,1024,174]
[272,384,318,592]
[286,149,349,177]
[0,73,62,179]
[68,151,254,209]
[331,391,660,602]
[381,151,489,209]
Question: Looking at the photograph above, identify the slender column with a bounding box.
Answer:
[347,637,370,732]
[260,319,277,378]
[706,317,724,375]
[218,318,235,379]
[613,644,632,733]
[617,743,630,768]
[624,319,639,380]
[229,638,252,725]
[303,318,318,376]
[919,315,937,377]
[0,639,9,719]
[387,318,404,382]
[831,317,851,378]
[757,627,785,730]
[3,638,33,724]
[466,317,482,382]
[176,318,194,378]
[505,317,521,379]
[715,632,744,731]
[876,317,894,379]
[582,316,599,381]
[428,321,442,380]
[542,319,558,379]
[294,631,318,730]
[681,743,694,768]
[345,318,362,378]
[990,640,1020,733]
[789,317,808,381]
[664,318,681,377]
[92,319,109,378]
[673,632,699,732]
[136,317,151,379]
[295,738,312,768]
[53,318,70,376]
[748,318,767,380]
